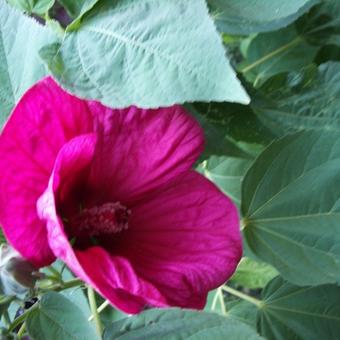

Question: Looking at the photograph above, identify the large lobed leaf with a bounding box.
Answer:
[40,0,249,109]
[242,131,340,286]
[258,277,340,340]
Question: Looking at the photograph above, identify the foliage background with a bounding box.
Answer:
[0,0,340,339]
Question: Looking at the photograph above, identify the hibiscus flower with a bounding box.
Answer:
[0,77,241,313]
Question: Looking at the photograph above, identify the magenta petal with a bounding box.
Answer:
[76,247,167,313]
[114,171,242,309]
[0,77,93,266]
[37,134,167,313]
[87,105,204,205]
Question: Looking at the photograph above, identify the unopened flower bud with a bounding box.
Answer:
[0,244,37,296]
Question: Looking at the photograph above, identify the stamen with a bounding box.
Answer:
[68,202,131,238]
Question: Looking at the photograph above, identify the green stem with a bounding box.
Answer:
[59,262,67,277]
[59,278,83,289]
[87,287,103,338]
[222,286,263,308]
[88,300,110,321]
[211,288,220,311]
[17,322,26,339]
[47,266,62,280]
[41,278,83,291]
[218,289,227,315]
[240,37,302,74]
[8,304,38,333]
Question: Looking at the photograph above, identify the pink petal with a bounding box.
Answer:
[38,135,167,313]
[0,77,93,266]
[86,105,204,205]
[76,247,167,313]
[111,171,242,309]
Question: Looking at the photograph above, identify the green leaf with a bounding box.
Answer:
[0,1,56,123]
[103,308,263,340]
[297,0,340,47]
[258,277,340,340]
[242,131,340,286]
[7,0,54,15]
[208,0,319,35]
[240,26,318,87]
[192,102,275,145]
[53,261,91,318]
[228,301,258,328]
[40,0,249,109]
[94,292,127,327]
[186,104,253,160]
[192,102,268,206]
[98,304,126,328]
[58,0,99,20]
[0,295,14,319]
[26,292,99,340]
[253,62,340,133]
[202,156,252,207]
[231,258,278,289]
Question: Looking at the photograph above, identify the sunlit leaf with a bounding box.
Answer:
[40,0,249,109]
[208,0,319,34]
[0,1,56,123]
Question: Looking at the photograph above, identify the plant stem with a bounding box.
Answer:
[41,278,83,291]
[211,288,220,311]
[8,304,38,333]
[218,289,227,315]
[87,287,103,338]
[240,37,302,74]
[88,300,110,321]
[60,278,83,289]
[47,266,61,279]
[17,322,26,339]
[222,285,263,308]
[59,262,67,276]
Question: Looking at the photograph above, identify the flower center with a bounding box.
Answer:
[67,202,131,238]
